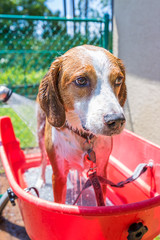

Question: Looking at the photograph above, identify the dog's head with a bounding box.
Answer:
[38,45,127,136]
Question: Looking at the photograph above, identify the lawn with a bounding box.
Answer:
[0,107,37,149]
[155,236,160,240]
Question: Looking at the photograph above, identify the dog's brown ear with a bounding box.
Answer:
[117,59,127,107]
[38,58,66,127]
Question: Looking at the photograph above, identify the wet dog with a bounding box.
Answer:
[37,45,126,203]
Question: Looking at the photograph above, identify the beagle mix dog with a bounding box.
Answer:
[37,45,127,204]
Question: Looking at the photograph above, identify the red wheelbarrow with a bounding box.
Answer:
[0,116,160,240]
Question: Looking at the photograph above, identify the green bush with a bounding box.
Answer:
[0,67,47,86]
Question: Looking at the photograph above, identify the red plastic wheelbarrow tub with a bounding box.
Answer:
[0,116,160,240]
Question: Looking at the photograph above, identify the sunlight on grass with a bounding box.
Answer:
[0,107,37,148]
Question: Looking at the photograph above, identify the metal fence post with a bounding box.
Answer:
[104,13,109,50]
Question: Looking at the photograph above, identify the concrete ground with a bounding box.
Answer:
[124,74,160,146]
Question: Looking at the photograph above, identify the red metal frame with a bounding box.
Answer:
[0,116,160,240]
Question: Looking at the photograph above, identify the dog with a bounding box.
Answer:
[37,45,127,204]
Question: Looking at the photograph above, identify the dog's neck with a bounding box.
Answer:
[64,111,95,140]
[65,121,95,142]
[63,120,97,154]
[62,111,97,151]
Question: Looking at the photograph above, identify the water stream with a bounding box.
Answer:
[24,166,113,206]
[6,92,37,137]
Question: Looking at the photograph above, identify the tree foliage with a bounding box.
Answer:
[0,0,63,48]
[76,0,110,18]
[0,0,59,16]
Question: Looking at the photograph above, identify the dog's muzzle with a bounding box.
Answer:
[103,113,126,131]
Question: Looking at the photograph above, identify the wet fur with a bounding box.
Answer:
[37,45,127,203]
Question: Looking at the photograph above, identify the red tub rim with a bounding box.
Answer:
[1,145,160,217]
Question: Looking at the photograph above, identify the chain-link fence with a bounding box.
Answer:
[0,14,111,148]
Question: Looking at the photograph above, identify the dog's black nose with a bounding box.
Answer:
[104,113,126,129]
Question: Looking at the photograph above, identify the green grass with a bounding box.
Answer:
[0,107,37,148]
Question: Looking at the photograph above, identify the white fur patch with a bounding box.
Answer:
[86,49,110,75]
[52,127,85,176]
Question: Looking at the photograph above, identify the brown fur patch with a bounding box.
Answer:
[38,58,66,127]
[59,62,97,110]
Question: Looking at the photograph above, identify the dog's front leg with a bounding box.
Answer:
[44,121,69,203]
[36,104,47,188]
[96,164,108,201]
[52,173,68,204]
[94,136,113,203]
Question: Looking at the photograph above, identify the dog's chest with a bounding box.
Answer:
[52,127,112,176]
[52,128,86,171]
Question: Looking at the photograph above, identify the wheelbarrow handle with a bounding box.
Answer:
[0,191,9,215]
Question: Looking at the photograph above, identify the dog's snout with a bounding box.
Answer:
[104,113,126,130]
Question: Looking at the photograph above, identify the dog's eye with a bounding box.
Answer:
[115,77,123,86]
[75,77,89,87]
